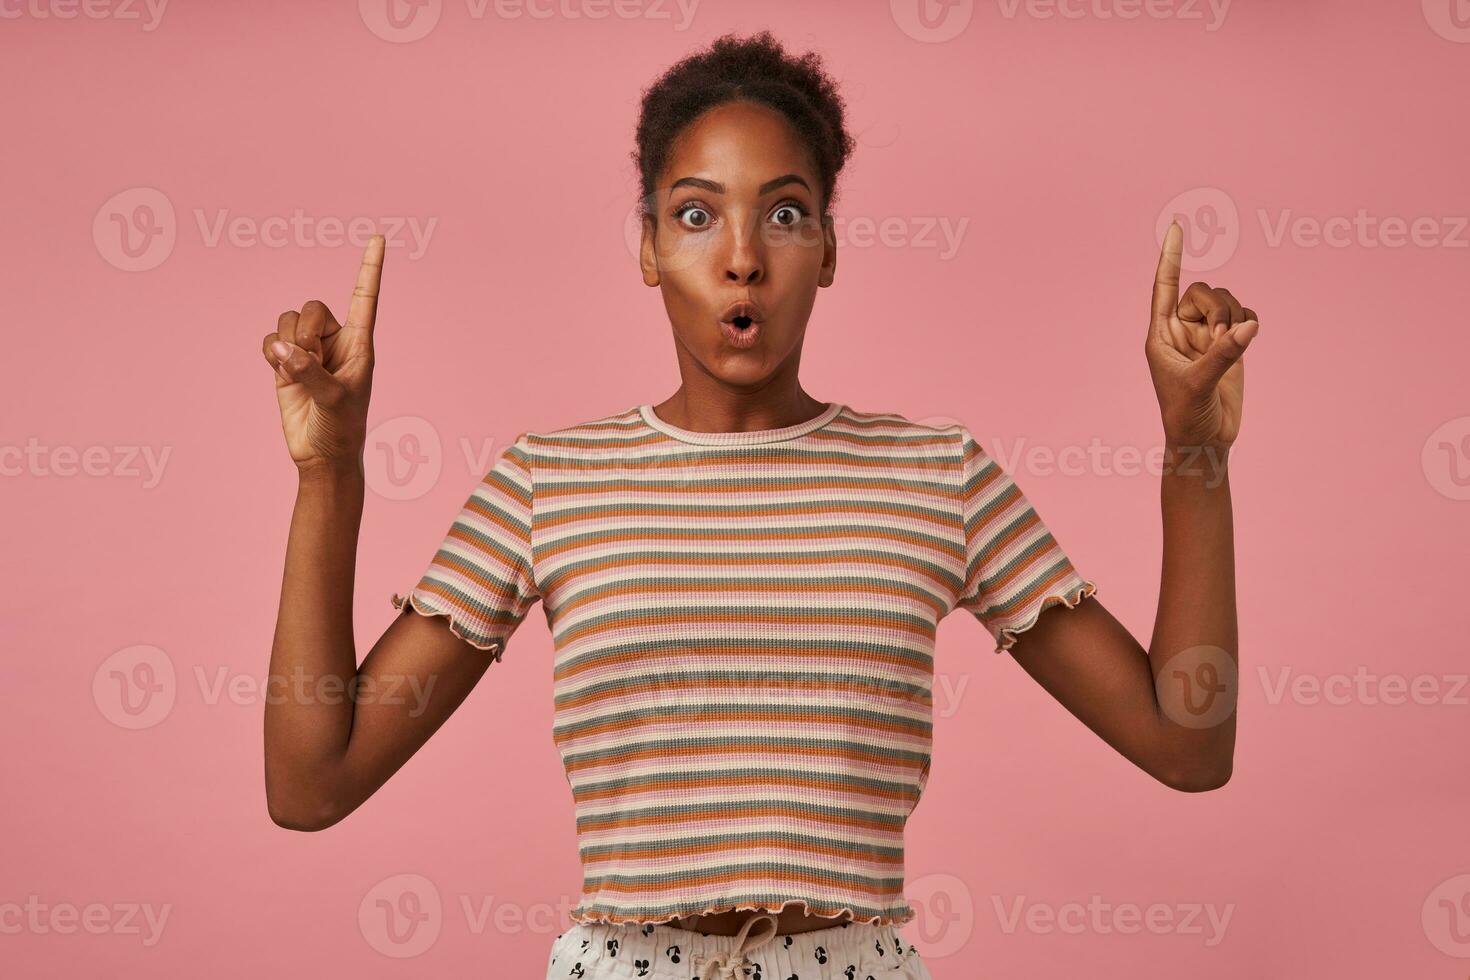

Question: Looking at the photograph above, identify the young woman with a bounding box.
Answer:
[261,31,1258,980]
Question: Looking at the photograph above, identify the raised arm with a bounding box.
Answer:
[1003,222,1260,793]
[260,238,492,831]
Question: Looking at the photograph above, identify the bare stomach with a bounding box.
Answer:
[671,905,855,936]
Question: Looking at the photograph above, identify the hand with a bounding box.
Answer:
[1145,221,1260,457]
[262,236,384,470]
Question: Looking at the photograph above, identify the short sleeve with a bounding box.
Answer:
[951,426,1097,654]
[390,432,541,661]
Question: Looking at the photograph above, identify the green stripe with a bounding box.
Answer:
[573,797,911,833]
[540,543,964,599]
[571,767,924,804]
[540,470,955,495]
[580,863,907,890]
[968,534,1061,600]
[556,635,938,677]
[576,827,905,860]
[546,523,955,551]
[555,667,933,709]
[554,701,932,742]
[553,570,951,611]
[559,733,930,770]
[546,493,956,528]
[556,603,937,646]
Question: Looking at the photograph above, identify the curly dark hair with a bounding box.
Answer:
[632,30,856,220]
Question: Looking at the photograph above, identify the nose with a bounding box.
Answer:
[724,216,764,285]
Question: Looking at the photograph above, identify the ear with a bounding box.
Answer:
[639,214,661,287]
[817,213,837,288]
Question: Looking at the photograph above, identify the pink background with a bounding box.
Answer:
[4,0,1468,976]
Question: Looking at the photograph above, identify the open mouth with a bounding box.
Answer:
[719,315,761,349]
[719,300,764,348]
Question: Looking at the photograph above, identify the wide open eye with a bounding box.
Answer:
[674,203,712,229]
[771,203,806,226]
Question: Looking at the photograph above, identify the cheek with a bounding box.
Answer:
[656,226,724,281]
[655,271,714,349]
[659,266,706,320]
[767,228,826,294]
[767,216,826,251]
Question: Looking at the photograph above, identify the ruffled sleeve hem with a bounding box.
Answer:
[991,579,1098,655]
[391,590,507,662]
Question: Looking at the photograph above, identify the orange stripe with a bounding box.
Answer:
[556,672,932,713]
[546,539,955,573]
[581,838,904,876]
[539,495,957,531]
[555,725,923,764]
[552,574,948,627]
[572,770,922,808]
[579,801,907,841]
[553,640,929,673]
[560,607,939,650]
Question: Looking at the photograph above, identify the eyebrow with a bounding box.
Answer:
[669,174,811,196]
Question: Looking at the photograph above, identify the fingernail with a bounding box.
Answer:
[271,340,292,361]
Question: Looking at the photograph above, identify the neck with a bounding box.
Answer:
[651,386,828,434]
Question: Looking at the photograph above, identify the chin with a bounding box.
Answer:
[703,358,774,386]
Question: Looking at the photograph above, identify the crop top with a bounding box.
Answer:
[390,402,1097,927]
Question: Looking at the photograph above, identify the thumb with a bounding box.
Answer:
[271,340,345,405]
[1187,319,1258,390]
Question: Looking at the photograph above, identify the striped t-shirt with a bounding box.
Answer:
[390,402,1097,927]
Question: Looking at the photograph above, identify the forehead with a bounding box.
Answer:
[662,100,818,191]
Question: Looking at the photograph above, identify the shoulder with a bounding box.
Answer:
[836,404,972,449]
[513,405,650,462]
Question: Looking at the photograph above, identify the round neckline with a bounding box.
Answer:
[638,401,844,446]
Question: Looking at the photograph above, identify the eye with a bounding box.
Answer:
[770,201,807,226]
[673,202,712,229]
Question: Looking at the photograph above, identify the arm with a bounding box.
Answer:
[259,238,493,831]
[1004,455,1237,792]
[1003,222,1260,793]
[264,461,494,831]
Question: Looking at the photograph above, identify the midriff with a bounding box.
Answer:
[671,905,855,937]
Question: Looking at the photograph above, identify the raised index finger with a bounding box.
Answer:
[346,234,385,334]
[1151,221,1183,327]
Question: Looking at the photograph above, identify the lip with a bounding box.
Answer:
[717,298,765,350]
[718,299,767,324]
[720,319,761,349]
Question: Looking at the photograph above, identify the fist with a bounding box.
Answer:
[1145,222,1261,454]
[261,236,384,469]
